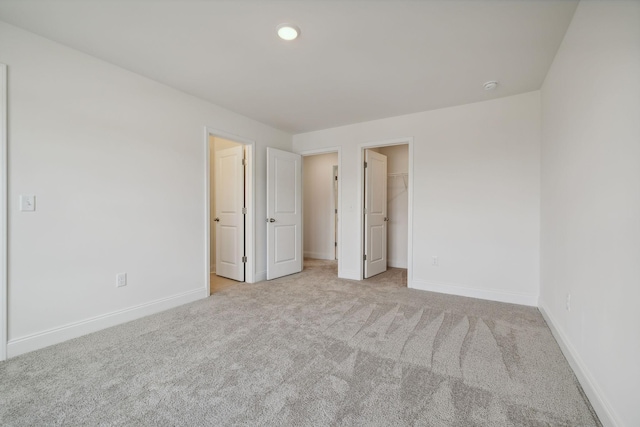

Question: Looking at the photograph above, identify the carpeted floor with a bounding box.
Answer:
[0,260,600,426]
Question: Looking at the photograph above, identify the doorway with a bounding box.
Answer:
[205,128,255,295]
[360,139,413,286]
[300,148,341,277]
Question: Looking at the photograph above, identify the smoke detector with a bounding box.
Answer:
[483,81,498,91]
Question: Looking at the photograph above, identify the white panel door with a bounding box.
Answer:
[267,147,302,280]
[215,145,245,281]
[333,165,339,260]
[364,150,387,278]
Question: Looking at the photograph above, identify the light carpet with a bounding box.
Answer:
[0,260,600,426]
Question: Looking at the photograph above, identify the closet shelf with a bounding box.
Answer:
[388,173,408,189]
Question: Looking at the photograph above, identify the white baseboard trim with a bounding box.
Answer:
[304,251,334,260]
[538,303,620,427]
[388,259,408,269]
[410,279,538,307]
[7,288,205,358]
[339,269,360,281]
[254,270,267,283]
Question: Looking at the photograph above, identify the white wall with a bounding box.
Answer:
[378,145,408,268]
[539,2,640,426]
[303,152,338,260]
[294,91,541,305]
[0,22,291,356]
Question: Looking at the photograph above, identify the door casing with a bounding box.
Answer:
[358,137,414,284]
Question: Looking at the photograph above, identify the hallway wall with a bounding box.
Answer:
[303,152,338,260]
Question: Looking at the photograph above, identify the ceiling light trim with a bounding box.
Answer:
[277,24,300,41]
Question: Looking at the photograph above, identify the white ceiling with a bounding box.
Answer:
[0,0,578,134]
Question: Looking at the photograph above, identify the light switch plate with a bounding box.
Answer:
[20,195,36,212]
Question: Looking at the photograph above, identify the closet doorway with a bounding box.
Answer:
[360,139,413,286]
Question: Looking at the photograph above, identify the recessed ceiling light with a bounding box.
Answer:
[277,24,300,41]
[483,81,498,91]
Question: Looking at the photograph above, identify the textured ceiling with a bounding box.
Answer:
[0,0,578,133]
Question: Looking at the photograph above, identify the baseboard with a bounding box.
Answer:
[254,270,267,283]
[304,251,334,260]
[339,269,360,280]
[538,303,620,427]
[388,259,407,269]
[410,279,538,306]
[7,288,205,358]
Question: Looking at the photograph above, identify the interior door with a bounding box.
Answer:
[364,150,387,278]
[215,145,245,281]
[333,165,338,260]
[266,147,302,280]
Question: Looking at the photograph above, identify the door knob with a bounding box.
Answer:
[214,217,220,222]
[384,217,389,222]
[266,218,276,223]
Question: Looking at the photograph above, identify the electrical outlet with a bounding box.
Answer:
[116,273,127,288]
[432,256,439,267]
[566,293,571,311]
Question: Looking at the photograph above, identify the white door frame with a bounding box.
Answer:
[204,127,255,293]
[297,146,342,277]
[358,137,414,284]
[1,64,7,361]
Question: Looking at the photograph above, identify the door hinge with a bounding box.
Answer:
[242,158,247,166]
[335,175,338,181]
[335,208,337,214]
[242,256,247,263]
[335,242,337,247]
[363,254,367,261]
[242,207,247,215]
[364,161,368,168]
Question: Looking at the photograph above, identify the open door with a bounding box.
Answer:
[333,165,339,260]
[364,150,388,278]
[215,145,245,281]
[266,147,302,280]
